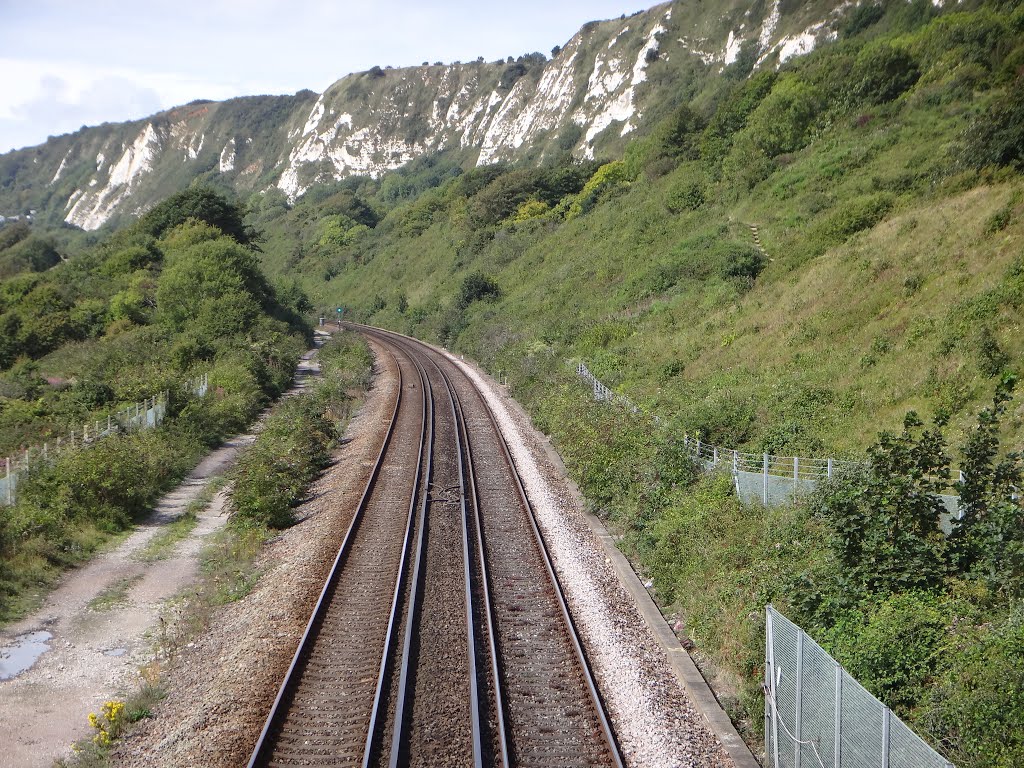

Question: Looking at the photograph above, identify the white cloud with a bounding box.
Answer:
[0,57,262,152]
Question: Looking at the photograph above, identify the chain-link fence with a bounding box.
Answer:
[1,373,210,507]
[574,362,964,527]
[765,606,954,768]
[576,362,640,414]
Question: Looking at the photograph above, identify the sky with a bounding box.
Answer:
[0,0,649,155]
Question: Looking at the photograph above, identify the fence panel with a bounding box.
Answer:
[574,361,964,519]
[2,375,205,507]
[766,606,953,768]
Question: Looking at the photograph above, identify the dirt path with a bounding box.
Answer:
[0,351,322,768]
[113,337,395,767]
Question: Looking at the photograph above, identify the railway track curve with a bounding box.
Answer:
[248,326,624,768]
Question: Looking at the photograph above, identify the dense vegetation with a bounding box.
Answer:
[236,2,1024,763]
[3,0,1023,762]
[0,187,311,622]
[230,333,373,529]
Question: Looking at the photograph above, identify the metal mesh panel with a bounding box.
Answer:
[839,673,884,766]
[890,715,951,768]
[772,615,800,768]
[800,640,838,767]
[767,607,954,768]
[2,387,189,507]
[937,494,961,535]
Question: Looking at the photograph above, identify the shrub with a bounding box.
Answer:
[565,161,630,219]
[962,76,1024,169]
[456,272,501,308]
[816,192,894,245]
[808,412,950,601]
[229,395,336,528]
[822,592,950,712]
[850,42,921,104]
[919,608,1024,768]
[949,378,1024,596]
[137,187,257,246]
[841,2,884,39]
[666,177,705,213]
[743,76,823,157]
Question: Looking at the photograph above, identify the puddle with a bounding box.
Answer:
[0,630,53,680]
[102,647,127,657]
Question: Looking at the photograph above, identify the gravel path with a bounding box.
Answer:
[0,347,328,767]
[0,430,258,767]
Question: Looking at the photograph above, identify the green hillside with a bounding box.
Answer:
[1,0,1022,763]
[0,187,311,621]
[247,3,1024,763]
[265,3,1024,456]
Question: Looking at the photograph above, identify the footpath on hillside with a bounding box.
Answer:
[0,346,323,768]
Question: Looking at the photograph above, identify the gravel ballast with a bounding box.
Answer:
[446,351,744,768]
[96,334,752,767]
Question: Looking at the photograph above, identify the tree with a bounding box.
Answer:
[155,234,268,338]
[456,273,501,308]
[811,412,950,599]
[850,42,921,104]
[950,376,1024,596]
[963,76,1024,169]
[138,186,257,246]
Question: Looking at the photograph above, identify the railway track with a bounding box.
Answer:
[248,327,624,768]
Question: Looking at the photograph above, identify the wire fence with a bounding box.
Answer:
[574,361,958,766]
[574,362,964,530]
[1,373,209,507]
[576,362,640,414]
[765,605,954,768]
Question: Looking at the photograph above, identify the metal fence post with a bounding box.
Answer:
[767,607,781,768]
[763,453,770,505]
[733,449,738,473]
[834,662,843,768]
[881,706,891,768]
[828,457,833,479]
[795,632,804,768]
[794,456,799,481]
[713,446,719,465]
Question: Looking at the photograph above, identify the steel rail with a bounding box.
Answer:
[351,322,624,767]
[379,333,484,768]
[361,347,430,768]
[247,343,425,767]
[473,372,626,768]
[440,361,511,768]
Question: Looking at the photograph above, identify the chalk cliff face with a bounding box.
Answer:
[0,0,853,230]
